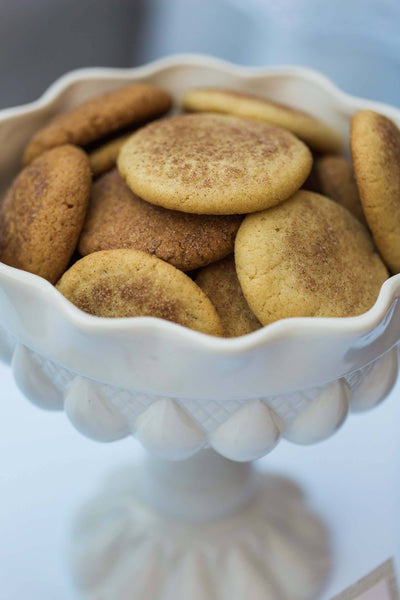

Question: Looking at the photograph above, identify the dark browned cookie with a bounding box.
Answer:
[351,110,400,274]
[196,255,261,337]
[0,144,91,283]
[79,170,243,271]
[23,84,172,165]
[56,249,225,336]
[302,154,322,193]
[313,155,367,225]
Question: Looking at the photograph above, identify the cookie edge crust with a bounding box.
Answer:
[56,249,225,337]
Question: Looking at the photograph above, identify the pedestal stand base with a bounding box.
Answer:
[69,452,331,600]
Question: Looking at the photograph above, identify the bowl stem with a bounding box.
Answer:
[134,449,257,523]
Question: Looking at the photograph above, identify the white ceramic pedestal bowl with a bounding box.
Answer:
[1,56,400,600]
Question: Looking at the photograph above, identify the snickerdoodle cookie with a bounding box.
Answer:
[79,170,243,270]
[196,255,261,337]
[235,190,388,325]
[351,110,400,273]
[182,88,343,154]
[0,144,91,283]
[56,249,225,336]
[117,113,312,215]
[23,84,172,164]
[312,155,367,225]
[89,132,132,177]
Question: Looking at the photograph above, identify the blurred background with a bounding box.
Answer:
[0,0,399,109]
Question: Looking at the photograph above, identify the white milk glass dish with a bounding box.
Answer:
[0,55,399,600]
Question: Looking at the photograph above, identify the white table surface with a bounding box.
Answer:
[1,358,399,600]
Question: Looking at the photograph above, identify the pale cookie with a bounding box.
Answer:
[0,145,91,283]
[235,190,388,325]
[118,113,312,215]
[351,110,400,273]
[56,249,225,336]
[89,132,132,177]
[23,84,172,165]
[196,255,261,337]
[79,170,243,271]
[182,88,343,154]
[313,155,367,225]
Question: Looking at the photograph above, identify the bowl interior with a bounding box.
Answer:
[0,56,399,400]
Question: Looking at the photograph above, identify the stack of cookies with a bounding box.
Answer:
[0,82,398,337]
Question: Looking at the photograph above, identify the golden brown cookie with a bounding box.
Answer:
[79,170,243,271]
[89,132,132,177]
[118,113,312,215]
[182,88,343,154]
[312,155,367,225]
[351,110,400,273]
[235,190,388,325]
[23,84,172,165]
[0,144,91,283]
[196,255,261,337]
[56,249,225,336]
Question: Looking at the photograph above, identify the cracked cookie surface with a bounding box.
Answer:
[79,170,243,271]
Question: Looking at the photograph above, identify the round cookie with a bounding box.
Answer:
[235,190,388,325]
[56,249,225,336]
[89,132,133,177]
[182,88,343,154]
[23,84,172,165]
[196,255,261,337]
[351,110,400,273]
[79,170,243,271]
[117,113,312,215]
[313,155,367,225]
[0,144,91,283]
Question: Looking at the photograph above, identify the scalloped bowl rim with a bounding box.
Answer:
[0,53,399,355]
